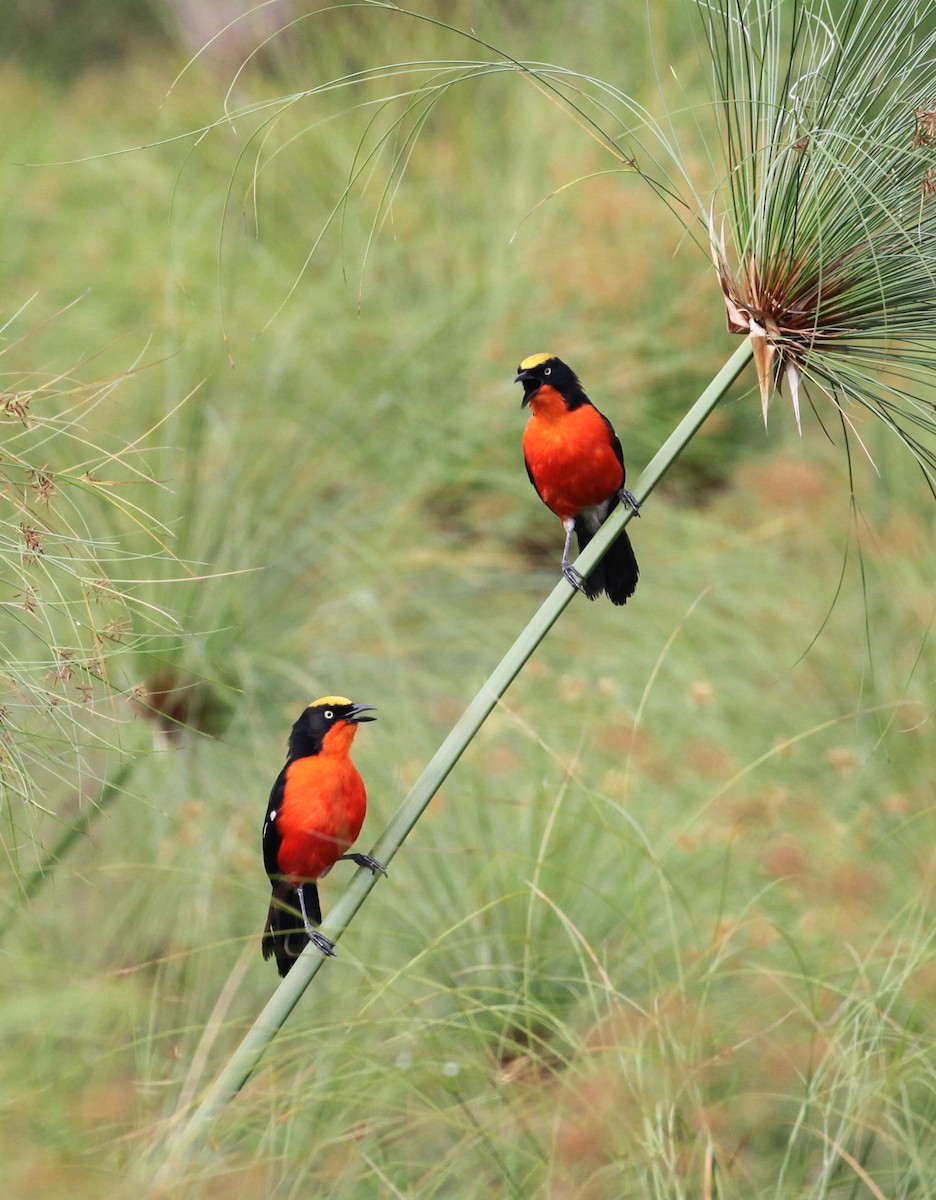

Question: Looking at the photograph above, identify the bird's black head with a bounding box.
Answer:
[287,695,376,760]
[514,353,586,408]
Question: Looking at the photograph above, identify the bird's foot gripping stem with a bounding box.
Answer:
[297,886,336,957]
[561,561,587,593]
[306,927,337,957]
[339,851,389,877]
[619,487,641,516]
[560,519,587,593]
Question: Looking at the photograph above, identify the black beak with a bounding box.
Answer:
[515,369,536,408]
[347,703,377,723]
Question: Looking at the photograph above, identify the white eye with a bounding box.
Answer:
[544,366,551,375]
[324,710,334,719]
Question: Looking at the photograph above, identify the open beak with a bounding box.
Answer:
[515,369,536,408]
[347,703,377,723]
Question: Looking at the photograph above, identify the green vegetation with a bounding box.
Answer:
[0,3,933,1197]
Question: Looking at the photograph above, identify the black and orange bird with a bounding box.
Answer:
[515,353,640,605]
[262,697,386,976]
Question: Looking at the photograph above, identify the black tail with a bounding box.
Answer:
[262,880,321,978]
[575,509,639,605]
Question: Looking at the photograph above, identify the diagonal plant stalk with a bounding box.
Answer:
[151,340,753,1183]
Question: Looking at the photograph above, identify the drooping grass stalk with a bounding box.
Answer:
[152,340,753,1181]
[0,311,187,889]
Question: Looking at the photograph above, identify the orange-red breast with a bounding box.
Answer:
[262,696,386,976]
[516,353,640,604]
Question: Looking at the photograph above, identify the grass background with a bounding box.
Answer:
[1,2,934,1197]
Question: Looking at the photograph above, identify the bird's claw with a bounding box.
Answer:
[340,851,389,877]
[619,487,641,516]
[562,562,587,593]
[304,926,337,957]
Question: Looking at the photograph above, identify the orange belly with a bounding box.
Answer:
[523,402,624,521]
[276,756,367,882]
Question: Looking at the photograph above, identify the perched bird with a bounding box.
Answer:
[515,353,640,604]
[262,696,386,976]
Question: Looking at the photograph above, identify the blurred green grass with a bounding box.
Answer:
[0,4,934,1198]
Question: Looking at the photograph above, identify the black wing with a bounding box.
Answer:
[597,407,626,478]
[262,766,287,880]
[263,879,322,976]
[523,451,547,503]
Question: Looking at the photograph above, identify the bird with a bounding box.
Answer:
[262,696,386,976]
[515,353,640,605]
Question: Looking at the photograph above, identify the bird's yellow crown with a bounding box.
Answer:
[519,352,556,370]
[310,695,351,708]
